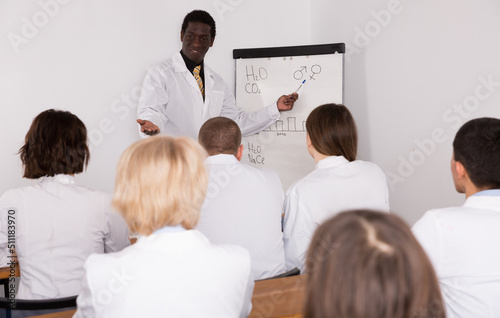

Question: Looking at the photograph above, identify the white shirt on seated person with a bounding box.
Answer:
[283,155,390,272]
[0,174,130,299]
[412,189,500,318]
[196,153,286,280]
[73,225,253,318]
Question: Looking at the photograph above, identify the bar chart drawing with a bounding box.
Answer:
[265,117,306,132]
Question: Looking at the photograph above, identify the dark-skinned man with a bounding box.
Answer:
[136,10,298,138]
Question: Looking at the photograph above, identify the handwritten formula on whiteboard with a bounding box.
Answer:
[234,45,344,189]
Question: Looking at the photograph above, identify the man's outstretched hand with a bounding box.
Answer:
[137,119,160,136]
[277,93,299,111]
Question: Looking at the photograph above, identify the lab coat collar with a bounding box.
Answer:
[315,155,349,170]
[463,195,500,212]
[137,229,210,251]
[205,154,239,165]
[40,174,75,185]
[173,52,192,73]
[203,65,215,93]
[173,52,214,81]
[471,189,500,197]
[153,224,186,235]
[172,52,214,113]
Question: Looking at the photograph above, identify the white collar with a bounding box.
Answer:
[40,174,75,185]
[315,155,349,170]
[205,154,239,165]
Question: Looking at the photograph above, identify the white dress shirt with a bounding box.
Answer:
[283,156,390,272]
[412,193,500,318]
[73,229,254,318]
[197,154,286,280]
[0,174,130,299]
[137,52,280,139]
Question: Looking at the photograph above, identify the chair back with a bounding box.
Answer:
[0,295,77,318]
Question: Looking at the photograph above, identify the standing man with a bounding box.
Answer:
[197,117,286,280]
[412,117,500,318]
[137,10,298,138]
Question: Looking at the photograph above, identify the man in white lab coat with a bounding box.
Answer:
[412,117,500,318]
[137,10,298,139]
[197,116,287,280]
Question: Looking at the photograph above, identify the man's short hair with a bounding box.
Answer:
[453,117,500,189]
[19,109,90,179]
[181,10,216,39]
[198,117,241,156]
[113,136,208,235]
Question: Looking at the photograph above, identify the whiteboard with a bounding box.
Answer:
[233,44,345,189]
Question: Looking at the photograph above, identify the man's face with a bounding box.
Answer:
[181,21,214,65]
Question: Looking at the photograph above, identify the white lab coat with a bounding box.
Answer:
[283,156,390,272]
[137,52,280,139]
[0,175,130,299]
[73,229,254,318]
[412,195,500,318]
[197,154,286,280]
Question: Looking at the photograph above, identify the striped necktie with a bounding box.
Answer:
[193,65,205,98]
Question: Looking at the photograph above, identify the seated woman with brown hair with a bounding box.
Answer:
[304,210,445,318]
[74,136,253,318]
[283,103,390,272]
[0,109,130,299]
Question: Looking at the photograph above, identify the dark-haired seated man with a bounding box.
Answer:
[197,117,286,280]
[136,9,298,139]
[413,117,500,318]
[0,109,129,300]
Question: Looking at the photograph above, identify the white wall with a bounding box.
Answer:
[0,0,309,193]
[310,0,500,224]
[2,0,500,226]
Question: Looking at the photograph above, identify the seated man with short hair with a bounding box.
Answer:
[412,117,500,318]
[197,117,286,280]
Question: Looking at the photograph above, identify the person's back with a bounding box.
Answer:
[78,229,252,317]
[74,136,254,318]
[197,154,285,279]
[412,117,500,318]
[285,157,389,226]
[1,176,128,299]
[0,109,129,299]
[197,117,286,279]
[413,201,500,317]
[283,104,390,271]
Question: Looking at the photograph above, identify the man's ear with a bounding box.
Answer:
[210,36,215,47]
[180,31,184,42]
[236,144,244,162]
[454,160,467,179]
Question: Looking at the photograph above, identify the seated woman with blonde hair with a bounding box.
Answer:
[74,136,253,318]
[304,210,445,318]
[283,103,390,271]
[0,109,130,300]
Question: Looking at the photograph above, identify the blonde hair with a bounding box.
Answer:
[112,136,208,235]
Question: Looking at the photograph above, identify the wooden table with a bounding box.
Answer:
[25,275,306,318]
[27,310,76,318]
[0,262,20,280]
[249,275,305,318]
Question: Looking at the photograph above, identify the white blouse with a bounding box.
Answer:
[0,174,130,299]
[283,156,390,272]
[73,229,254,318]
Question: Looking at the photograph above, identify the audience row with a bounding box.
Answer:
[0,104,499,318]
